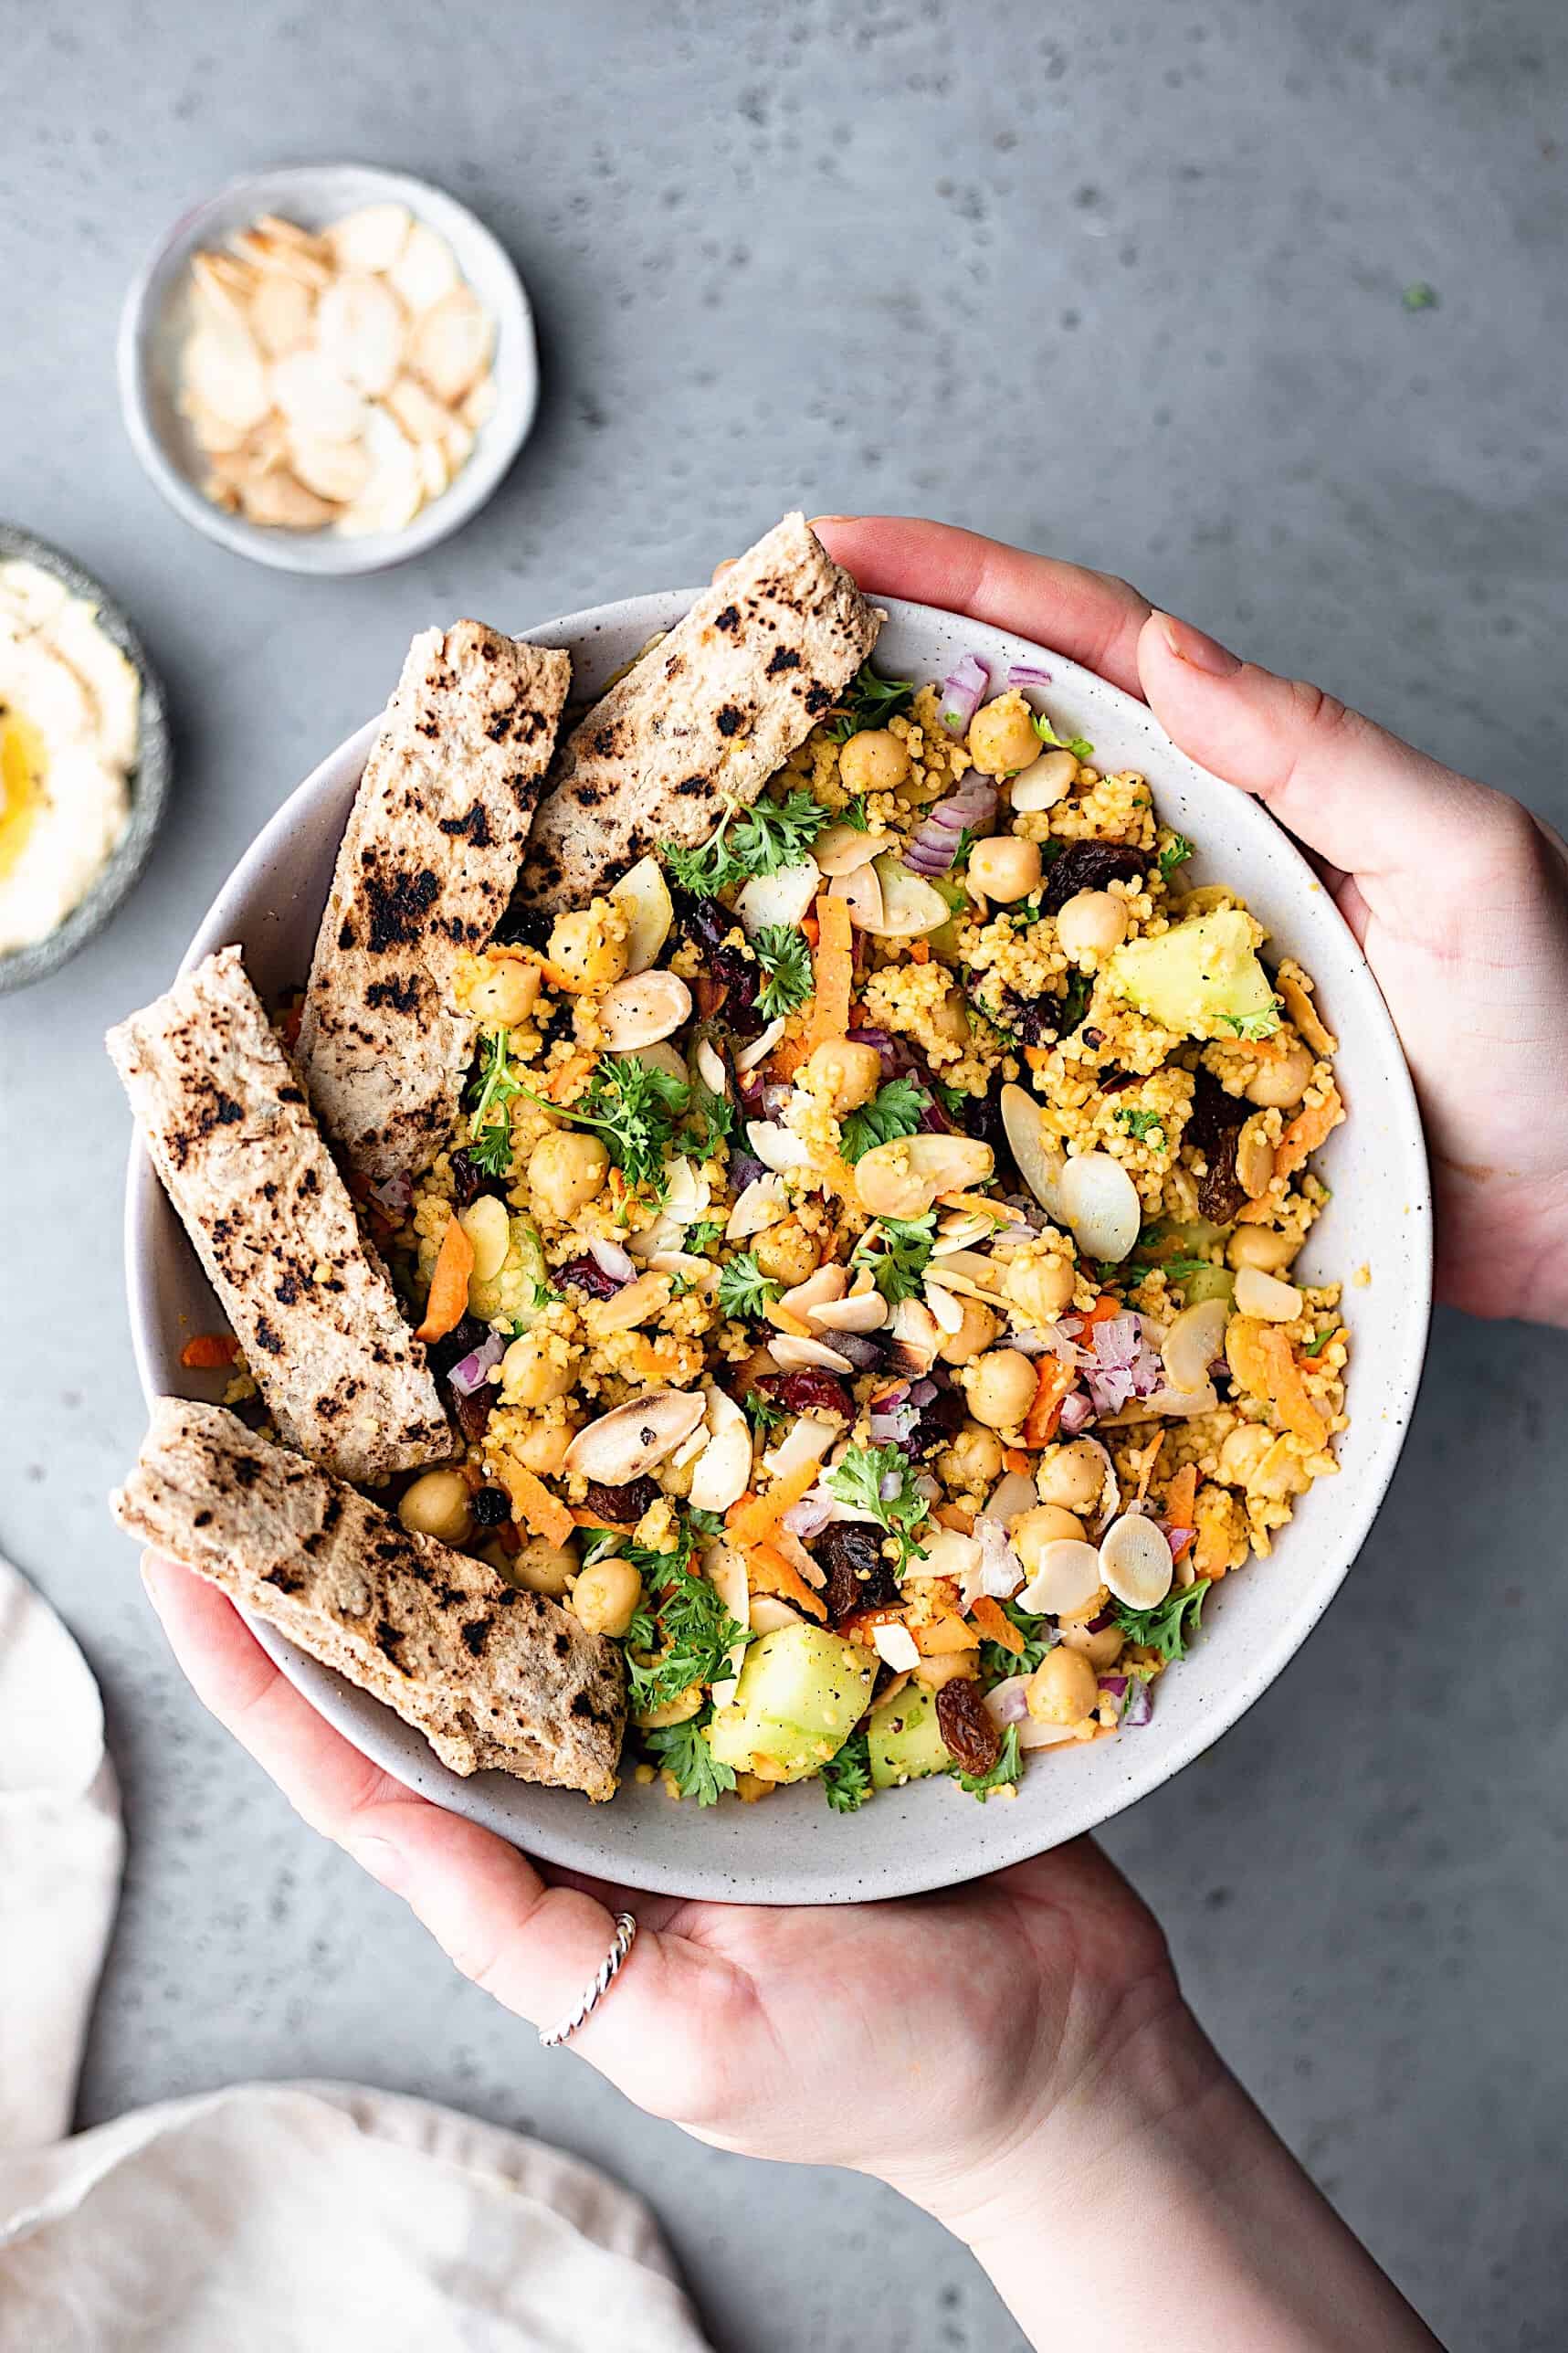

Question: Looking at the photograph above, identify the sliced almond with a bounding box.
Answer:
[694,1039,728,1095]
[809,1291,887,1334]
[384,372,454,444]
[814,822,892,876]
[762,1415,839,1481]
[737,860,820,935]
[334,404,423,536]
[185,324,269,431]
[190,253,257,331]
[888,1295,941,1374]
[598,968,693,1052]
[1232,1265,1304,1323]
[443,416,476,473]
[247,268,316,360]
[1017,1538,1103,1617]
[232,227,332,288]
[924,1247,1004,1293]
[317,269,407,397]
[871,1621,921,1672]
[779,1265,847,1320]
[735,1020,784,1072]
[703,1535,752,1708]
[460,374,498,432]
[387,218,461,311]
[925,1282,963,1335]
[1099,1510,1173,1609]
[415,438,450,501]
[287,434,372,504]
[688,1388,753,1515]
[750,1594,808,1635]
[1058,1152,1142,1263]
[661,1155,711,1226]
[183,398,250,456]
[608,854,674,977]
[1000,1084,1068,1221]
[269,347,365,444]
[1008,748,1078,813]
[1162,1295,1230,1392]
[745,1117,812,1174]
[236,468,340,531]
[770,1334,855,1374]
[326,202,413,274]
[410,285,493,405]
[563,1390,707,1483]
[830,862,884,930]
[726,1174,790,1241]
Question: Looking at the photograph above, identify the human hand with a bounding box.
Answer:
[814,517,1568,1327]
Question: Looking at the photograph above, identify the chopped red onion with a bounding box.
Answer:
[761,1082,791,1119]
[370,1173,413,1215]
[1084,1314,1163,1414]
[1006,662,1053,690]
[991,1677,1032,1725]
[868,1388,916,1444]
[783,1493,834,1541]
[908,1377,938,1407]
[1100,1673,1130,1702]
[903,779,1000,876]
[1058,1390,1096,1436]
[447,1329,506,1397]
[937,652,989,735]
[847,1026,900,1073]
[879,1470,902,1503]
[587,1237,637,1287]
[730,1151,765,1193]
[1163,1525,1195,1560]
[913,1471,942,1504]
[1123,1680,1153,1727]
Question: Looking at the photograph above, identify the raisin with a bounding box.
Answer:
[1039,840,1149,915]
[936,1679,1003,1775]
[757,1368,854,1419]
[908,1382,966,1457]
[449,1385,491,1444]
[425,1314,487,1379]
[448,1148,498,1208]
[560,1254,625,1301]
[1186,1071,1250,1225]
[679,897,763,1035]
[582,1475,661,1527]
[470,1485,512,1528]
[816,1521,901,1626]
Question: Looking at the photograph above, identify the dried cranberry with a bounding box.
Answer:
[448,1148,500,1208]
[908,1382,966,1457]
[936,1679,1003,1775]
[816,1521,901,1626]
[1039,840,1149,915]
[583,1475,661,1527]
[560,1254,625,1301]
[1186,1071,1250,1225]
[449,1385,492,1444]
[757,1369,853,1419]
[679,896,763,1035]
[470,1485,512,1528]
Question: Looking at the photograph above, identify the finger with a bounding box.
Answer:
[812,515,1152,698]
[142,1556,700,2053]
[1135,609,1504,881]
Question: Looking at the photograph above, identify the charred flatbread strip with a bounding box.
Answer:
[107,947,453,1486]
[113,1399,625,1799]
[297,620,571,1183]
[520,512,880,913]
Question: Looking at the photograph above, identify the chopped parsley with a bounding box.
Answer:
[1156,1253,1221,1283]
[931,1077,972,1118]
[1114,1579,1209,1663]
[627,1559,752,1714]
[686,1218,726,1256]
[827,662,916,743]
[742,1388,785,1438]
[687,1504,727,1540]
[1300,1327,1338,1357]
[1158,833,1195,880]
[1031,714,1095,764]
[1115,1106,1167,1146]
[659,790,829,899]
[841,796,871,830]
[838,1075,930,1164]
[1217,1002,1282,1042]
[683,1081,733,1160]
[1058,971,1094,1032]
[752,924,816,1020]
[465,1028,522,1172]
[580,1526,628,1570]
[954,1724,1023,1799]
[819,1728,873,1814]
[645,1711,736,1807]
[530,1054,689,1194]
[717,1252,782,1321]
[850,1211,937,1305]
[625,1599,658,1651]
[826,1444,929,1570]
[978,1598,1056,1680]
[1005,893,1047,932]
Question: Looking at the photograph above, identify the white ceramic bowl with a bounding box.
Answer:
[118,164,539,576]
[123,592,1431,1902]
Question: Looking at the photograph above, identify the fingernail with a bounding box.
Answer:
[351,1834,406,1893]
[1157,612,1241,677]
[809,514,857,529]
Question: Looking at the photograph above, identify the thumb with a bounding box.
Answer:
[1135,610,1493,882]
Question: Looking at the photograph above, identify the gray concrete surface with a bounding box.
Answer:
[4,2,1565,2346]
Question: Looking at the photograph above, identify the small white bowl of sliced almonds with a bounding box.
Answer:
[119,163,539,575]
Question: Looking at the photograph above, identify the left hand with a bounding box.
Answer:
[141,1553,1186,2225]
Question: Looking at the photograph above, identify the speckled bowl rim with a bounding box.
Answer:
[0,524,172,994]
[116,164,539,577]
[124,589,1433,1904]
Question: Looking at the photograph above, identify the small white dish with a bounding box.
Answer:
[117,164,538,576]
[122,591,1432,1904]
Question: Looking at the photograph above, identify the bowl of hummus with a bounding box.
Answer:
[0,526,171,993]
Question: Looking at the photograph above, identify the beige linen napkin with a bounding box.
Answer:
[0,1554,710,2353]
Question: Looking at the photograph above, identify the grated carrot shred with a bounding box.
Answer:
[415,1213,475,1344]
[502,1463,574,1550]
[804,893,854,1050]
[969,1595,1023,1654]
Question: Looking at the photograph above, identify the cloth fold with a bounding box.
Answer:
[0,1553,710,2352]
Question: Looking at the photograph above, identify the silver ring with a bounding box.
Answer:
[538,1911,637,2048]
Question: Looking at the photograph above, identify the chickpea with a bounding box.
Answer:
[1037,1439,1108,1514]
[1244,1040,1315,1109]
[964,1347,1040,1430]
[854,1139,935,1221]
[527,1130,610,1219]
[927,985,972,1048]
[1056,889,1130,959]
[838,726,910,795]
[1058,1619,1126,1671]
[1236,1114,1276,1200]
[942,1421,1005,1492]
[397,1469,474,1547]
[967,834,1043,904]
[468,957,541,1027]
[1226,1225,1297,1274]
[1217,1424,1274,1487]
[571,1554,645,1639]
[547,905,629,993]
[967,692,1044,777]
[913,1648,981,1691]
[501,1330,574,1407]
[459,1193,511,1283]
[938,1295,1002,1366]
[507,1535,577,1597]
[1003,1254,1076,1324]
[511,1419,574,1476]
[805,1037,883,1114]
[1012,1503,1089,1572]
[1026,1644,1100,1725]
[752,1219,818,1286]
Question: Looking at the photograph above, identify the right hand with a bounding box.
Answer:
[815,517,1568,1326]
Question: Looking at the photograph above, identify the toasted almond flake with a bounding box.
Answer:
[190,253,257,330]
[1162,1295,1230,1392]
[255,213,328,256]
[814,822,892,876]
[317,269,406,397]
[387,218,461,311]
[1017,1538,1103,1617]
[779,1265,847,1320]
[410,285,493,405]
[415,438,449,501]
[735,1020,784,1072]
[1058,1152,1142,1262]
[872,1621,921,1672]
[607,854,674,977]
[268,347,366,443]
[695,1039,728,1095]
[460,374,499,431]
[334,404,423,536]
[829,861,883,930]
[809,1291,887,1333]
[726,1172,790,1240]
[1232,1265,1304,1323]
[1008,748,1078,813]
[1099,1511,1173,1609]
[887,1295,941,1374]
[182,398,250,455]
[287,434,372,504]
[326,202,412,274]
[761,1416,838,1482]
[598,967,693,1052]
[232,228,332,289]
[925,1282,963,1335]
[236,468,340,531]
[688,1388,752,1515]
[384,372,453,444]
[563,1390,707,1483]
[745,1118,812,1174]
[185,324,270,431]
[247,268,316,360]
[770,1334,855,1374]
[1000,1083,1068,1220]
[585,1269,671,1334]
[443,416,476,472]
[736,859,820,935]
